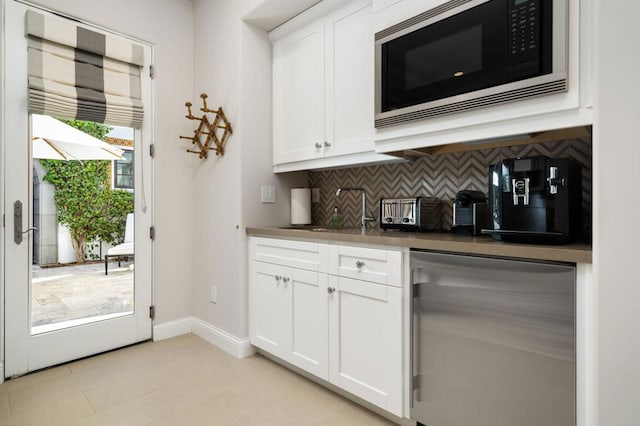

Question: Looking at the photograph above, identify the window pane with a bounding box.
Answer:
[115,150,134,189]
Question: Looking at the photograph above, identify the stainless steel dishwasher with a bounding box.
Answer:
[410,250,575,426]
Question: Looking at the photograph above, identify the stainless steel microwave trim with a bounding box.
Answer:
[375,0,488,43]
[374,0,569,128]
[375,75,567,127]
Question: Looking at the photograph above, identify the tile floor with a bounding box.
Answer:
[0,334,398,425]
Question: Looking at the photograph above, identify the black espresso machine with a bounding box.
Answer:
[482,156,582,244]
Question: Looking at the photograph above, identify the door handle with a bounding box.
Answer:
[14,200,23,245]
[13,201,36,245]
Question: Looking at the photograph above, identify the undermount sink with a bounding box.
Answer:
[278,226,327,232]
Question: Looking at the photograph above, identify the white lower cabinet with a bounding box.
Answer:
[250,261,291,359]
[250,260,329,380]
[249,237,403,417]
[290,267,329,379]
[328,275,403,416]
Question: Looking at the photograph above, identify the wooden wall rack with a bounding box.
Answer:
[180,93,233,159]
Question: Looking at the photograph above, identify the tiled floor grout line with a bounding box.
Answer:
[0,335,397,425]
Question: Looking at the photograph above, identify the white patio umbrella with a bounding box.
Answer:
[31,114,125,160]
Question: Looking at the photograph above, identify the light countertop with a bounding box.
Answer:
[246,226,592,264]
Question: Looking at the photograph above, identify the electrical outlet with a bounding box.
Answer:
[311,188,320,203]
[210,285,217,303]
[261,185,276,203]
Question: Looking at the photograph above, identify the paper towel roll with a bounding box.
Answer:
[291,188,311,225]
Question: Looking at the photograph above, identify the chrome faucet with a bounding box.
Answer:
[336,187,375,229]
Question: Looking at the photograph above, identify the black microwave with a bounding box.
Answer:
[375,0,568,128]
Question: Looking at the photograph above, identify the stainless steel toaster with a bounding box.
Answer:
[380,197,441,231]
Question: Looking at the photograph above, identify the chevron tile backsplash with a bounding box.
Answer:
[308,138,592,231]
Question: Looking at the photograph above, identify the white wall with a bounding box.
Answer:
[26,0,196,324]
[191,0,306,338]
[190,0,243,338]
[593,1,640,425]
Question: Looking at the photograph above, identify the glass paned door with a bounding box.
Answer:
[31,121,136,335]
[3,1,153,377]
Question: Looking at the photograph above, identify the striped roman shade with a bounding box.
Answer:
[26,10,144,128]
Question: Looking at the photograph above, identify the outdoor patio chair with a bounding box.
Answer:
[104,213,134,275]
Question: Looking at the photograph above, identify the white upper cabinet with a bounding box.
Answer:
[324,0,375,158]
[273,20,326,164]
[271,0,388,171]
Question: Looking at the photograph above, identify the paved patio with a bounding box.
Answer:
[32,260,134,329]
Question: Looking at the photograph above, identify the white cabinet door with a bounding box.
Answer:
[328,275,403,416]
[250,259,329,380]
[273,20,325,164]
[290,268,329,380]
[271,1,377,169]
[325,0,375,157]
[249,261,291,359]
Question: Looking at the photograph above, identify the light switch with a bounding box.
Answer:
[261,185,276,203]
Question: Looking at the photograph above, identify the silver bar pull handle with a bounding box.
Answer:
[411,270,417,408]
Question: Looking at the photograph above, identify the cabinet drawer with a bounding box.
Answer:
[328,244,402,286]
[249,237,328,273]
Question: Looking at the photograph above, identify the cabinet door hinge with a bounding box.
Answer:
[149,144,155,158]
[150,226,155,240]
[149,305,155,319]
[150,65,155,79]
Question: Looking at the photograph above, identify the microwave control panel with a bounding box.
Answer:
[509,0,540,64]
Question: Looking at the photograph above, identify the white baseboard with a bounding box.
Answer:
[191,317,255,359]
[153,317,192,341]
[153,316,255,359]
[0,362,4,384]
